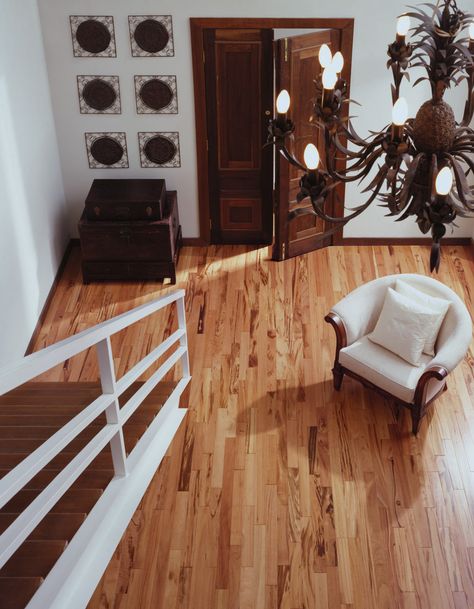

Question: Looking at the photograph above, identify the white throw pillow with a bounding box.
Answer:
[368,288,441,366]
[395,279,450,356]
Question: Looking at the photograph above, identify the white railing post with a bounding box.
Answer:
[96,337,127,477]
[176,296,190,378]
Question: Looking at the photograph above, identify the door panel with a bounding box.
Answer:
[273,29,341,260]
[205,28,273,244]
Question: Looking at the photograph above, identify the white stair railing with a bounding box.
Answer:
[0,289,191,609]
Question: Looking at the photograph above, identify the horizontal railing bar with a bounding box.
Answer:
[0,424,118,568]
[120,347,187,426]
[115,329,185,397]
[0,290,185,395]
[126,376,191,470]
[0,393,113,508]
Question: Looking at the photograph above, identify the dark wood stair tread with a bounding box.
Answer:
[0,381,174,407]
[0,451,114,470]
[0,468,114,490]
[2,488,104,514]
[0,540,67,577]
[0,512,87,539]
[0,576,44,609]
[0,429,143,454]
[0,423,147,440]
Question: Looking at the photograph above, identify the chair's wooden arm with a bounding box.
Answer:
[414,365,449,407]
[324,312,347,368]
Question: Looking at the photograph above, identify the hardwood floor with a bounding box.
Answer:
[31,243,474,609]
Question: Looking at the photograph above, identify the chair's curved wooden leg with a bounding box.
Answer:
[411,404,422,436]
[333,364,344,390]
[325,313,347,392]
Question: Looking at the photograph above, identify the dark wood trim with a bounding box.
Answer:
[191,18,354,29]
[25,239,78,356]
[182,237,208,246]
[342,237,472,246]
[324,313,449,435]
[191,17,355,246]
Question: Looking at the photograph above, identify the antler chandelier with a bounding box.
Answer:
[268,0,474,271]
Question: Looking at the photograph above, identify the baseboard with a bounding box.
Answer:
[24,239,77,356]
[182,237,208,246]
[341,237,472,246]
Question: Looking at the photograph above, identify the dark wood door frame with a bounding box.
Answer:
[190,17,355,245]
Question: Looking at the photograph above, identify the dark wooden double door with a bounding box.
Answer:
[204,27,341,256]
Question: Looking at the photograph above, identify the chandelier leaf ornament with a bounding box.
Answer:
[267,0,474,271]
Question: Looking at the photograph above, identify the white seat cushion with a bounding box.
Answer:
[339,336,431,403]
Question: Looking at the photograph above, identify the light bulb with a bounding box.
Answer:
[435,166,454,196]
[397,15,411,37]
[304,143,320,170]
[319,44,332,69]
[332,51,344,74]
[322,68,338,90]
[276,89,290,114]
[469,22,474,40]
[392,97,408,126]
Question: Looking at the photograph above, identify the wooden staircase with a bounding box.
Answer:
[0,381,175,609]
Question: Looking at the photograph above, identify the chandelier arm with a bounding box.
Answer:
[461,81,474,125]
[445,154,474,208]
[332,130,386,161]
[342,121,386,148]
[452,131,474,142]
[309,166,389,224]
[278,146,307,173]
[327,147,387,183]
[452,152,474,174]
[451,143,474,152]
[325,132,387,178]
[450,146,474,155]
[396,153,426,212]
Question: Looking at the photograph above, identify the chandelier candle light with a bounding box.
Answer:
[267,0,474,271]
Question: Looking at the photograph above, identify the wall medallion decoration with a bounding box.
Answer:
[70,16,116,58]
[77,76,121,114]
[134,76,178,114]
[128,16,174,57]
[138,132,181,168]
[85,132,129,169]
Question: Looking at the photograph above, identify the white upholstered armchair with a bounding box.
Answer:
[325,274,472,434]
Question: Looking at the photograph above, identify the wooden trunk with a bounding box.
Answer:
[79,191,181,284]
[85,179,167,222]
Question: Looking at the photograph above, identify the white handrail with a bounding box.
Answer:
[0,289,191,578]
[0,289,185,395]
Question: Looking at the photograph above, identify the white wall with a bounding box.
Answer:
[0,0,68,366]
[38,0,474,239]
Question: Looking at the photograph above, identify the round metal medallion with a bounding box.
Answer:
[90,137,123,166]
[134,19,169,53]
[76,19,111,54]
[83,79,117,111]
[144,136,176,165]
[140,79,173,111]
